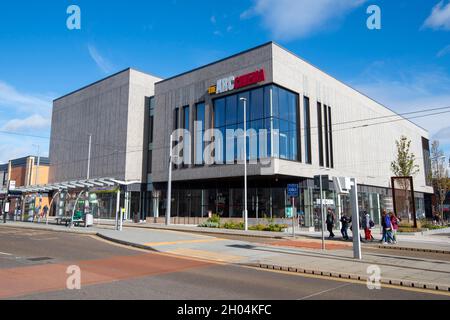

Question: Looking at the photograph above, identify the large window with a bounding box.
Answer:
[195,102,205,165]
[317,102,324,167]
[147,96,155,174]
[324,104,329,168]
[328,106,334,168]
[422,137,432,186]
[182,106,190,167]
[304,96,312,164]
[213,84,299,163]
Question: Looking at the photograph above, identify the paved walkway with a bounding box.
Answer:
[90,219,450,252]
[3,221,450,292]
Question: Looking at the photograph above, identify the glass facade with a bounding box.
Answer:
[195,102,205,165]
[213,85,299,162]
[156,179,391,230]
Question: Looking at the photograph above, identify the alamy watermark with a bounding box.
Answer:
[367,5,381,30]
[66,265,81,290]
[367,265,382,290]
[66,5,81,30]
[170,125,280,166]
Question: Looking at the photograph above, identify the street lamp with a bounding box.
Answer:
[166,133,173,226]
[87,134,92,180]
[32,144,40,186]
[239,97,248,231]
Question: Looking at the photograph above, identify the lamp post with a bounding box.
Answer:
[166,133,173,226]
[87,134,92,180]
[240,97,248,231]
[32,144,40,186]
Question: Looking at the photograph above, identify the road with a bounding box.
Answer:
[0,227,449,300]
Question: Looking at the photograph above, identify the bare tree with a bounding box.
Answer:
[391,136,420,224]
[430,141,450,223]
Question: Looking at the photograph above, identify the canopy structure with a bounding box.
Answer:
[15,178,140,194]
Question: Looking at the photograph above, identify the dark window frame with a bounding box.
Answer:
[303,96,312,164]
[195,102,206,166]
[328,106,334,169]
[317,102,324,167]
[324,104,330,168]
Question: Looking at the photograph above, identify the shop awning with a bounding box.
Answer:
[15,178,140,194]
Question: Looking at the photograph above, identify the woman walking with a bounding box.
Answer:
[390,212,401,244]
[363,211,374,241]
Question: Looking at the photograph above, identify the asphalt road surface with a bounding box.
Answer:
[0,227,449,300]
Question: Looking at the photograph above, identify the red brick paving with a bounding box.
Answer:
[0,253,211,299]
[269,240,351,250]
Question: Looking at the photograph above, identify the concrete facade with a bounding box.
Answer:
[152,42,433,195]
[152,43,274,184]
[49,68,161,183]
[45,42,434,222]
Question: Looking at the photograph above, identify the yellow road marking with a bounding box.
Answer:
[166,248,242,263]
[144,238,225,247]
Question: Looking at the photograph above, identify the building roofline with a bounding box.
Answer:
[269,41,429,133]
[1,156,50,168]
[156,40,428,133]
[155,41,274,85]
[53,68,131,102]
[53,68,163,103]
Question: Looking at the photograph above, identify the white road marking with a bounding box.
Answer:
[0,252,12,256]
[297,283,353,300]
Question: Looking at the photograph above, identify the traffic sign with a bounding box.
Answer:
[287,184,299,198]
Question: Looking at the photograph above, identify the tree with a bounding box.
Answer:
[391,136,420,225]
[430,141,450,223]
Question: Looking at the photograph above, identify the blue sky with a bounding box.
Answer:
[0,0,449,163]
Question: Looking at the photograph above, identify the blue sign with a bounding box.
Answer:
[287,184,299,198]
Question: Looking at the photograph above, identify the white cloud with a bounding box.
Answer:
[1,114,50,132]
[0,82,53,162]
[0,137,49,164]
[437,44,450,57]
[0,81,51,113]
[87,44,114,74]
[423,1,450,30]
[241,0,367,40]
[210,15,217,24]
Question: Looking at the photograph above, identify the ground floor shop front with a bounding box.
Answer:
[146,176,430,229]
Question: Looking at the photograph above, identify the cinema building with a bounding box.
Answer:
[46,42,433,228]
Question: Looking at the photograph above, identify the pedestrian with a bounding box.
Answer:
[340,215,350,241]
[42,205,49,219]
[381,210,394,244]
[363,211,374,241]
[326,209,335,239]
[390,212,400,244]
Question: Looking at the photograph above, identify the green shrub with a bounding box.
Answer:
[249,223,288,232]
[209,214,221,224]
[421,224,448,230]
[222,221,245,230]
[198,221,220,228]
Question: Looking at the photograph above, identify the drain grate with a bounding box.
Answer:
[27,257,53,262]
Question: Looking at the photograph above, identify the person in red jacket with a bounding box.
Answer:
[390,212,401,244]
